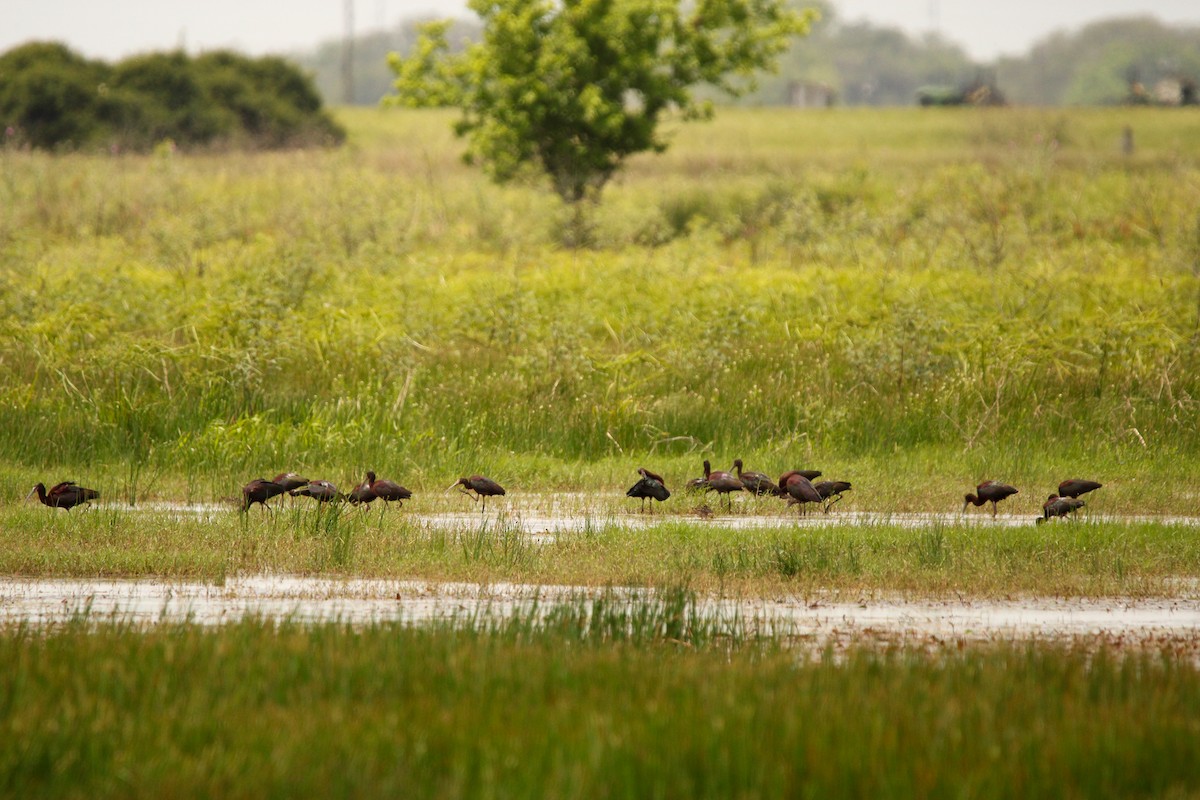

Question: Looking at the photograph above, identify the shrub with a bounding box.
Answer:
[0,42,109,149]
[0,42,344,152]
[193,52,344,148]
[106,51,229,148]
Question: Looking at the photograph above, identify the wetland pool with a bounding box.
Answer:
[3,575,1199,651]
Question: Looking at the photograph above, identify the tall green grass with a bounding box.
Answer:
[2,107,1199,501]
[2,612,1199,798]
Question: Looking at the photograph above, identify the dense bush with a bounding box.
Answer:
[0,42,344,151]
[0,42,108,149]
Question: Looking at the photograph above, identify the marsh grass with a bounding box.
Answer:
[2,609,1200,798]
[1,505,1197,597]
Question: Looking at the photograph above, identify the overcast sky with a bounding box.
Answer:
[6,0,1200,62]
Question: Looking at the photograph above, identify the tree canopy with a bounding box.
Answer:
[386,0,814,205]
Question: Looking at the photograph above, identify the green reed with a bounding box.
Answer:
[1,610,1199,798]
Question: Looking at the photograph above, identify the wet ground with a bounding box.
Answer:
[12,496,1200,647]
[3,575,1199,650]
[87,497,1200,535]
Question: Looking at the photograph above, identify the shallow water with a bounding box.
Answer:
[3,575,1199,645]
[86,498,1200,535]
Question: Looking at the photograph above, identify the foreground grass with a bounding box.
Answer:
[2,504,1197,597]
[2,614,1199,798]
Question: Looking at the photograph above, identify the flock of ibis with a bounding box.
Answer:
[665,460,851,514]
[25,462,1103,524]
[239,472,506,512]
[961,478,1103,522]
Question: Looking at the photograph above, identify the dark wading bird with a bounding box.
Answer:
[348,475,375,505]
[777,469,822,493]
[369,475,413,507]
[813,480,853,512]
[290,480,344,503]
[962,481,1019,517]
[637,466,666,485]
[685,460,712,492]
[701,460,744,511]
[272,472,309,493]
[26,481,99,510]
[732,459,783,496]
[1037,494,1086,524]
[241,478,286,512]
[627,467,670,512]
[783,473,823,514]
[1057,479,1102,499]
[349,471,413,508]
[449,475,507,512]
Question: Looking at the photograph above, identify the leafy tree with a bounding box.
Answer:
[386,0,814,207]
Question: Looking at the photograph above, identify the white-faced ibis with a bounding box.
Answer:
[733,459,783,496]
[627,467,670,512]
[783,473,822,514]
[777,469,822,493]
[449,475,506,512]
[1036,494,1086,524]
[370,475,413,507]
[242,478,286,512]
[348,471,412,508]
[1057,479,1102,499]
[813,480,852,512]
[962,481,1018,517]
[272,472,309,493]
[348,474,375,505]
[290,480,344,503]
[26,481,99,510]
[702,461,744,510]
[637,466,666,485]
[685,460,713,492]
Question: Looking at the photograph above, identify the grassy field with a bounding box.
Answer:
[5,106,1200,797]
[3,613,1200,798]
[2,106,1199,510]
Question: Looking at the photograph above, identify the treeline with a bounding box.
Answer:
[747,5,1200,106]
[0,42,345,151]
[294,5,1200,107]
[994,16,1200,105]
